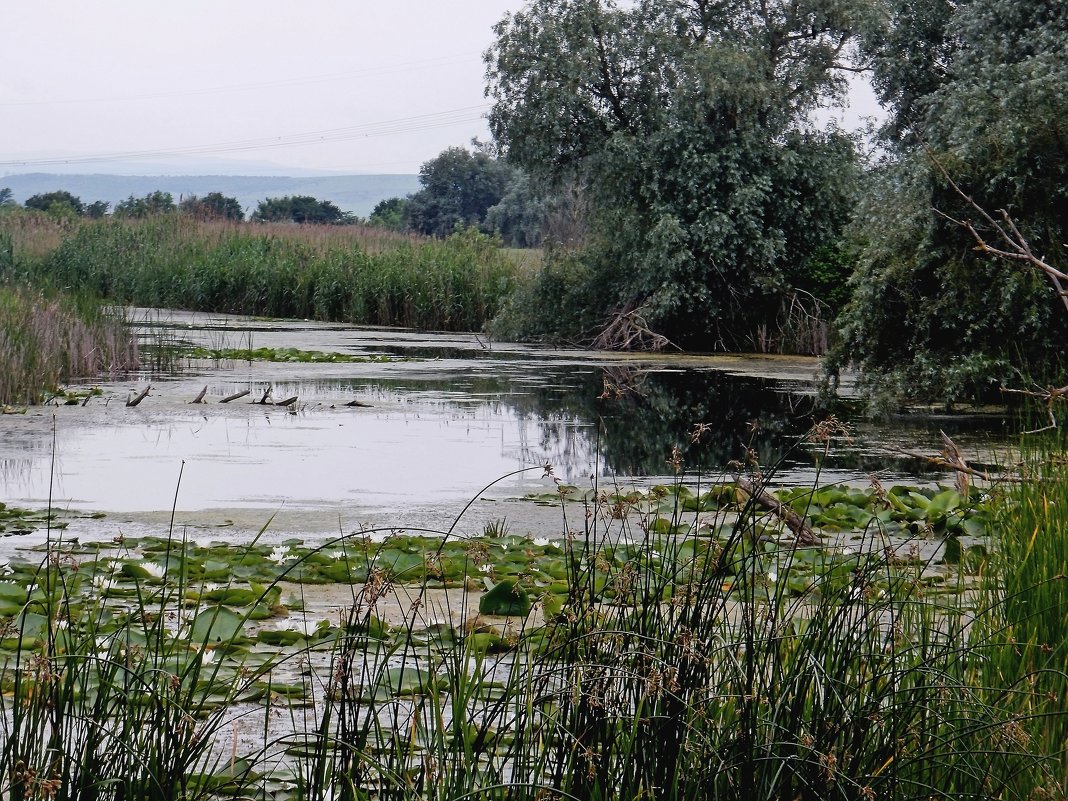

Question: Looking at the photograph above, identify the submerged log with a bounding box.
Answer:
[274,396,298,407]
[256,385,273,405]
[733,476,821,546]
[219,389,251,404]
[126,386,151,407]
[344,399,373,407]
[190,385,208,404]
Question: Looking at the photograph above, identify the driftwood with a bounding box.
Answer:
[256,385,273,405]
[126,386,151,407]
[219,389,250,404]
[190,385,208,404]
[591,304,677,352]
[898,430,1026,484]
[344,399,372,408]
[274,396,298,407]
[734,476,821,546]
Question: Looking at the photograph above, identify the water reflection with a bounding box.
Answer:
[0,313,1018,518]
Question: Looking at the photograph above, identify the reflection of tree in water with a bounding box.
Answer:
[515,366,823,478]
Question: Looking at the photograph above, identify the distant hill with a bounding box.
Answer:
[0,173,421,218]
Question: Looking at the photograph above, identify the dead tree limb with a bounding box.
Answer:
[126,386,151,407]
[274,396,298,407]
[220,389,250,404]
[734,476,821,546]
[1000,384,1068,434]
[928,149,1068,315]
[256,385,273,405]
[591,304,678,352]
[190,386,208,404]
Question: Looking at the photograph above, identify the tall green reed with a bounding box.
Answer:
[3,216,517,332]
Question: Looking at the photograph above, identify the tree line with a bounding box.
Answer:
[0,187,356,225]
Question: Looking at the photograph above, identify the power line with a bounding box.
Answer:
[0,105,491,168]
[0,53,481,108]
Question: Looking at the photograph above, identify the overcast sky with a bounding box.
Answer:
[1,2,879,177]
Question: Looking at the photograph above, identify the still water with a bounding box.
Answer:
[0,309,1015,545]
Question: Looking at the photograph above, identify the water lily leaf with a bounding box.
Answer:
[479,580,532,616]
[383,666,447,696]
[189,607,246,645]
[0,582,27,603]
[257,629,305,646]
[941,537,963,565]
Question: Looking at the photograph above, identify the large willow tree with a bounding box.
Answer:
[829,0,1068,407]
[485,0,872,350]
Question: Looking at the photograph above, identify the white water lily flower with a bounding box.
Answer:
[478,563,493,574]
[199,648,217,665]
[268,546,294,564]
[142,562,165,579]
[768,571,778,583]
[840,547,855,557]
[200,582,220,594]
[285,619,323,637]
[533,537,549,547]
[93,575,117,591]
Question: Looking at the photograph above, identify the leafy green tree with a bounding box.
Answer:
[0,188,15,206]
[831,0,1068,406]
[368,196,410,231]
[85,200,110,218]
[485,0,870,349]
[251,195,351,224]
[484,172,548,248]
[406,147,515,238]
[114,191,177,218]
[25,190,85,216]
[180,192,244,221]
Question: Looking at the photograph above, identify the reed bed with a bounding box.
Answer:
[1,451,1065,799]
[0,284,138,405]
[1,214,518,332]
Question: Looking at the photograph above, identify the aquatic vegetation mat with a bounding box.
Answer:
[0,468,1063,799]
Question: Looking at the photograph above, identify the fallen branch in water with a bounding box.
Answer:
[274,396,298,407]
[734,476,821,546]
[190,385,208,404]
[220,389,250,404]
[126,386,151,407]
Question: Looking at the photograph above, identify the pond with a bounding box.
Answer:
[0,307,1016,553]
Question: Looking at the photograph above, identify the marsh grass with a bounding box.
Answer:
[1,457,1065,799]
[0,284,138,405]
[1,215,518,332]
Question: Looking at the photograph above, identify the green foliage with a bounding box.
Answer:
[25,190,85,217]
[114,190,177,218]
[0,187,15,206]
[835,0,1068,406]
[250,194,351,224]
[84,199,110,218]
[406,146,515,238]
[368,195,409,231]
[483,171,548,248]
[486,0,868,349]
[179,192,244,221]
[4,215,517,332]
